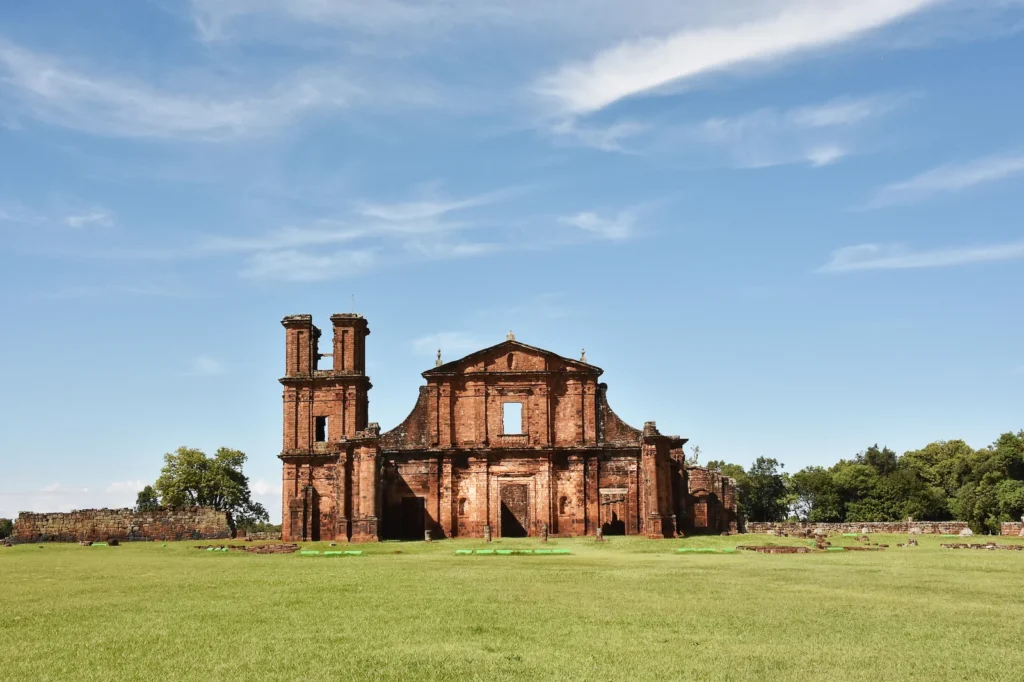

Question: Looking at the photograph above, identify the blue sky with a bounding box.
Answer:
[2,0,1023,521]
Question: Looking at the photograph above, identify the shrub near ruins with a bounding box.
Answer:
[0,517,12,539]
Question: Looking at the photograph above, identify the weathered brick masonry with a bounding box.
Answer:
[280,314,738,542]
[12,507,232,543]
[747,521,970,535]
[1002,522,1024,536]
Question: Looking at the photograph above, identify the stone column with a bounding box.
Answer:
[336,451,349,541]
[439,454,453,538]
[351,443,379,542]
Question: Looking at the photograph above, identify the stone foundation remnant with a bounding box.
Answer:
[941,543,1023,551]
[278,312,739,542]
[194,543,300,554]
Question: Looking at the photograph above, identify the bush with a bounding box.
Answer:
[0,518,12,539]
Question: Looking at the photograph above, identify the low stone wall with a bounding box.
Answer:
[12,507,232,543]
[1001,522,1024,537]
[746,521,969,535]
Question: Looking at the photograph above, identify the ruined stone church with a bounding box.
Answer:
[280,313,738,542]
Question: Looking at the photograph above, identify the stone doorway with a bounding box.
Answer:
[600,489,627,536]
[399,496,425,540]
[500,484,529,537]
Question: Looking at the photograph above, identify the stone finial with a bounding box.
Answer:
[580,348,587,363]
[435,348,442,367]
[506,330,515,341]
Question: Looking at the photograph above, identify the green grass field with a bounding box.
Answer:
[3,534,1024,681]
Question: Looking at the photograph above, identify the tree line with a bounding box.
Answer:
[705,429,1024,533]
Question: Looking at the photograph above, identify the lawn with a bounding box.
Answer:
[2,534,1023,681]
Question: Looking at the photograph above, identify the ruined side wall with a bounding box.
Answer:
[1001,522,1024,536]
[12,507,232,543]
[747,521,969,535]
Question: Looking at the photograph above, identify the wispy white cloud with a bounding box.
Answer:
[354,194,499,223]
[548,118,649,152]
[411,331,486,357]
[866,153,1024,208]
[65,208,114,229]
[788,96,906,128]
[0,41,357,139]
[187,356,226,376]
[560,211,636,240]
[679,93,905,168]
[239,248,377,281]
[200,222,368,253]
[249,479,282,497]
[818,241,1024,273]
[105,480,147,495]
[805,145,848,167]
[552,93,905,164]
[217,187,526,280]
[535,0,940,116]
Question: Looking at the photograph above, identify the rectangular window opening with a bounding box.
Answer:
[502,402,523,435]
[315,416,328,442]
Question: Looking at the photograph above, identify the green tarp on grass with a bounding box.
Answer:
[826,547,846,552]
[475,549,494,555]
[532,549,551,555]
[551,549,570,555]
[842,533,859,537]
[324,551,344,556]
[92,542,108,547]
[300,551,320,556]
[455,549,473,555]
[343,550,362,556]
[496,549,513,555]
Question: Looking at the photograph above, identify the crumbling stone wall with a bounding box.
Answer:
[1001,522,1024,536]
[12,507,232,543]
[747,521,969,535]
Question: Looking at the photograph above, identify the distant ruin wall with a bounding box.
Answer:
[1001,522,1024,537]
[746,521,969,535]
[11,507,232,543]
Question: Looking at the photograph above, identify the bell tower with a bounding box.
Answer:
[280,312,374,542]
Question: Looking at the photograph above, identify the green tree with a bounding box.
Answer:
[154,447,268,527]
[901,440,975,497]
[790,466,843,522]
[0,517,12,539]
[135,485,160,512]
[859,444,899,476]
[742,457,789,522]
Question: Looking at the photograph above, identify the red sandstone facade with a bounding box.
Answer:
[280,313,738,542]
